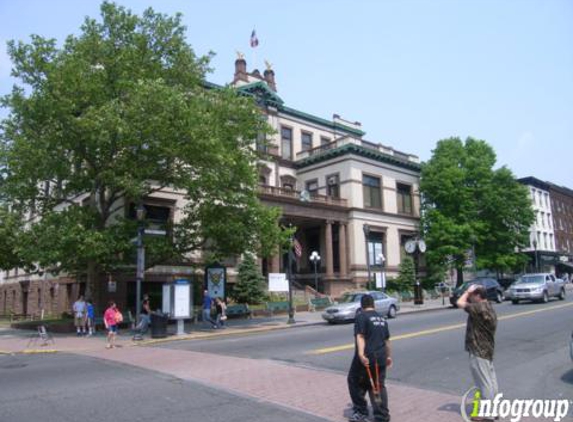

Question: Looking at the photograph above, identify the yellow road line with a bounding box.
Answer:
[308,301,573,355]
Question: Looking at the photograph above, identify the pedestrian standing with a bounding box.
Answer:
[104,301,122,349]
[347,294,392,422]
[214,297,227,329]
[457,284,499,418]
[86,299,95,336]
[202,290,217,329]
[72,295,87,336]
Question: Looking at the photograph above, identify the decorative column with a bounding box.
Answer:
[338,222,348,278]
[325,220,334,278]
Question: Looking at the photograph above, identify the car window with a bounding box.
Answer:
[340,294,362,303]
[516,275,544,284]
[546,276,551,282]
[371,292,383,300]
[550,275,556,282]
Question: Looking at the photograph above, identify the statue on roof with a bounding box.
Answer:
[264,60,273,71]
[236,51,245,60]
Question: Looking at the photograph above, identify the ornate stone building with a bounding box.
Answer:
[0,57,422,316]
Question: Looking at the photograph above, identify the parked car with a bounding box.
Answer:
[450,278,504,307]
[507,273,566,304]
[322,291,399,323]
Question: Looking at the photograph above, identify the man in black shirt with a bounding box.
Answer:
[347,294,392,422]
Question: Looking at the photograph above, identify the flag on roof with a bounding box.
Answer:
[250,29,259,48]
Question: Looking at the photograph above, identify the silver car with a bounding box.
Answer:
[508,273,566,304]
[322,291,399,324]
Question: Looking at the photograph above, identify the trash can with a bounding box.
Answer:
[150,312,169,339]
[414,283,424,305]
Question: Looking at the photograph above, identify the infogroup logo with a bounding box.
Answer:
[461,388,571,422]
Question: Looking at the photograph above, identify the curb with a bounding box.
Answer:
[0,306,453,354]
[135,320,326,346]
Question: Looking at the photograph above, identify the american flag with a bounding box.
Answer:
[250,29,259,48]
[293,237,302,258]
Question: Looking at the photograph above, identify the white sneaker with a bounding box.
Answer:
[348,411,368,422]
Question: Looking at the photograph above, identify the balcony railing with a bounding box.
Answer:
[296,136,420,164]
[258,185,347,207]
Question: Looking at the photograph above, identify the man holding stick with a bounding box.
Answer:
[347,294,392,422]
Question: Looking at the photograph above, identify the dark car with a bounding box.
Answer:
[450,278,505,307]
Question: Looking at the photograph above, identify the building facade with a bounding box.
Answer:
[546,183,573,276]
[0,57,422,317]
[518,176,573,276]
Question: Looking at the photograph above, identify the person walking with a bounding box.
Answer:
[347,294,392,422]
[202,290,217,329]
[214,297,227,329]
[104,301,123,349]
[85,299,95,337]
[72,295,87,336]
[134,294,151,340]
[457,284,498,421]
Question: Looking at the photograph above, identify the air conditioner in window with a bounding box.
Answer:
[327,176,338,186]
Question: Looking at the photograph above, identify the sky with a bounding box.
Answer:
[0,0,572,187]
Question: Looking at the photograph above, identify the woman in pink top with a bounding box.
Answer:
[104,301,123,349]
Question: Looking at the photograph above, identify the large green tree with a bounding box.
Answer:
[0,2,282,298]
[420,137,534,286]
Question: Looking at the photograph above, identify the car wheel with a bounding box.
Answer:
[387,305,397,319]
[511,299,519,305]
[559,289,566,301]
[496,292,503,303]
[542,291,549,303]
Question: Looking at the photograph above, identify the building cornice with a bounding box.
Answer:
[295,143,422,172]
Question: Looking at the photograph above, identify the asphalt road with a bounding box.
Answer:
[162,296,573,400]
[0,353,328,422]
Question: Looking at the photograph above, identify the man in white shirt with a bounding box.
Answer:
[72,296,87,336]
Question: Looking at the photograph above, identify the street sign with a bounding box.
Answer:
[144,229,167,236]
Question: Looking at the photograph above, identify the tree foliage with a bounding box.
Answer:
[0,2,282,295]
[231,253,267,304]
[0,207,24,271]
[395,256,416,291]
[420,137,534,286]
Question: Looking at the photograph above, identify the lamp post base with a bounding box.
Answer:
[176,319,185,336]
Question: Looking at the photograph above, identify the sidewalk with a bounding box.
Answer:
[0,298,452,354]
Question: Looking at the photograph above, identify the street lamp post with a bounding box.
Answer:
[363,225,372,287]
[135,204,146,327]
[405,238,426,305]
[310,251,321,293]
[533,239,539,272]
[287,230,295,325]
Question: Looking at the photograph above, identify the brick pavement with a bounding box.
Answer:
[75,345,463,422]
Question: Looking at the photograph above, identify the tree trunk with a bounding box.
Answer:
[85,259,99,305]
[456,264,464,287]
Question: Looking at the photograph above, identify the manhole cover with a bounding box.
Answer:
[0,363,27,369]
